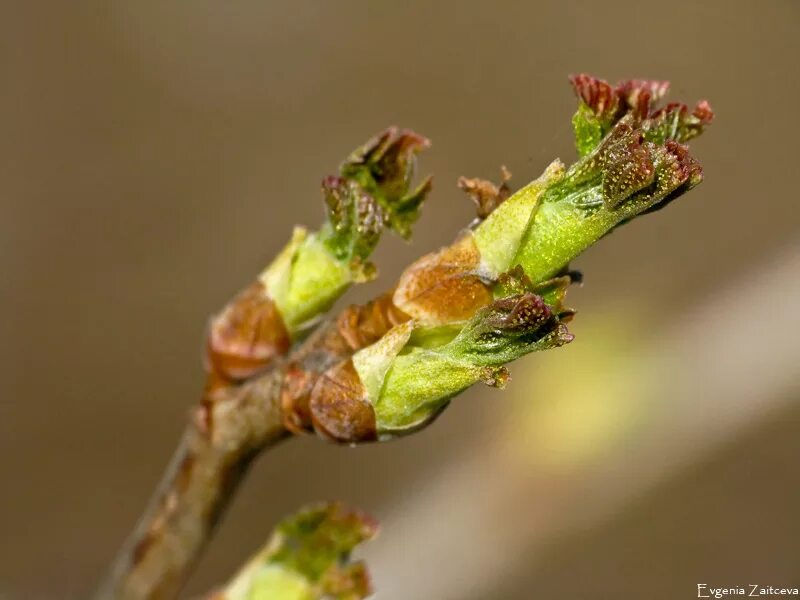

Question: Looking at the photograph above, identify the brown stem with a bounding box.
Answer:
[96,370,289,600]
[98,295,407,599]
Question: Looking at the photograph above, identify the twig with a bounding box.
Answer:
[96,371,288,599]
[97,129,431,599]
[97,74,713,598]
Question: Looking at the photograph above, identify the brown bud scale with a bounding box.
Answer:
[309,360,377,443]
[394,234,493,325]
[206,281,290,382]
[280,292,409,433]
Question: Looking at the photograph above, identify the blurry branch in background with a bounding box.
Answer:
[98,74,712,599]
[208,503,377,600]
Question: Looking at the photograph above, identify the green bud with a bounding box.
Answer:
[261,229,352,332]
[513,119,705,282]
[301,75,711,445]
[319,175,384,266]
[362,294,572,436]
[352,321,414,402]
[569,73,656,155]
[445,293,573,366]
[217,503,377,600]
[568,74,712,156]
[340,127,433,239]
[472,160,564,276]
[494,265,578,317]
[260,128,431,335]
[228,567,314,600]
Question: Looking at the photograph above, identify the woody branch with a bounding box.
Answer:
[98,74,713,599]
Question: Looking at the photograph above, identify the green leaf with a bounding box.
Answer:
[572,103,605,157]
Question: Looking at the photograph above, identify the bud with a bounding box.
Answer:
[515,102,708,282]
[340,127,433,239]
[320,175,384,276]
[206,281,291,381]
[206,227,309,382]
[393,234,493,326]
[597,122,656,209]
[569,73,713,156]
[267,128,431,329]
[353,294,572,438]
[206,129,430,382]
[471,159,565,277]
[309,360,377,443]
[285,75,709,443]
[446,293,573,367]
[212,503,377,600]
[281,293,410,435]
[495,265,579,320]
[633,139,704,215]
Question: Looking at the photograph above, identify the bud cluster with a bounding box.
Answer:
[206,129,431,383]
[292,74,712,443]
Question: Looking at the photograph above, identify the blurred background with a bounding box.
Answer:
[2,1,799,598]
